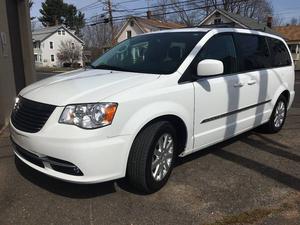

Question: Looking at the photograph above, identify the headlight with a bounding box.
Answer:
[59,103,118,129]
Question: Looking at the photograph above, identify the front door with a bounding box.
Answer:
[189,33,260,152]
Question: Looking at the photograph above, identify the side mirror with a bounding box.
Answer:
[197,59,224,76]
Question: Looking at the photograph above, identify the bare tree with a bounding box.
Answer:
[152,0,169,21]
[57,40,82,66]
[290,17,298,25]
[82,15,123,49]
[272,15,284,27]
[154,0,274,26]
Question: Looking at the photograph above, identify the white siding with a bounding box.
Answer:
[40,28,83,67]
[117,22,144,43]
[202,14,244,28]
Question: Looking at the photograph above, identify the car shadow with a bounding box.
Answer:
[175,130,300,191]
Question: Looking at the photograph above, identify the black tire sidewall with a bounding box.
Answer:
[144,122,177,192]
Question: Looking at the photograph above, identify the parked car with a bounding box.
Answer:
[10,28,295,193]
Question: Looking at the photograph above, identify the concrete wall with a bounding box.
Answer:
[0,0,35,129]
[0,0,17,128]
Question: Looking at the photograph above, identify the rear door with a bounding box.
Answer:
[232,33,274,127]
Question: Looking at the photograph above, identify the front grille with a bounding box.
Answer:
[11,96,56,133]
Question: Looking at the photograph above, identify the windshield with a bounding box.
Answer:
[91,32,206,74]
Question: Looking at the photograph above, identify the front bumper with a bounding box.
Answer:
[10,109,133,183]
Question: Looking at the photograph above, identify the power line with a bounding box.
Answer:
[117,0,144,4]
[85,0,206,23]
[84,0,201,14]
[79,1,102,11]
[87,0,250,26]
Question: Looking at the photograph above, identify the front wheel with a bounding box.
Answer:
[259,95,287,133]
[127,121,177,193]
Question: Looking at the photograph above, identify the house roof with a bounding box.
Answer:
[135,17,185,30]
[32,25,84,43]
[114,17,185,41]
[274,25,300,42]
[199,9,281,36]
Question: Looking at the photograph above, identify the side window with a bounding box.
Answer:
[267,37,291,67]
[234,34,271,72]
[50,41,53,49]
[187,34,237,75]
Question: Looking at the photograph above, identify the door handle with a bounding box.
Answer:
[247,79,257,85]
[233,82,245,87]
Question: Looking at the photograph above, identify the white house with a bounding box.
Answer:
[199,9,278,35]
[32,25,84,67]
[274,25,300,70]
[114,12,185,43]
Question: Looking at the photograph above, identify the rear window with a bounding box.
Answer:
[234,34,271,72]
[267,37,292,67]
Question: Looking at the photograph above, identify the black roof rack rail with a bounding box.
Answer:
[187,22,237,29]
[185,23,271,34]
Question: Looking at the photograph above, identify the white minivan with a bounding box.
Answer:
[10,28,295,193]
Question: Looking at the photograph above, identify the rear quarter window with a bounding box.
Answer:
[267,37,292,67]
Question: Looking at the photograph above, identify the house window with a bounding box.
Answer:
[127,30,132,39]
[289,44,298,54]
[50,41,53,49]
[34,54,38,62]
[214,18,222,24]
[62,30,65,35]
[34,42,40,49]
[51,55,55,62]
[58,30,61,35]
[71,43,75,49]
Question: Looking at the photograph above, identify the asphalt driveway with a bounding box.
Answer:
[0,72,299,225]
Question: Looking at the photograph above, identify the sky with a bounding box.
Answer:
[31,0,300,25]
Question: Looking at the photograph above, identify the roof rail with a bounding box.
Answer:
[189,22,237,28]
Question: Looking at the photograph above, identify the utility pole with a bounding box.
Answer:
[107,0,114,46]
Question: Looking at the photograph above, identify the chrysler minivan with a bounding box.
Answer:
[10,28,295,193]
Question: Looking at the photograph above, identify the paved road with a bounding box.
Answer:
[0,72,299,225]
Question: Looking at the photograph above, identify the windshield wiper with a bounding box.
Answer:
[92,64,127,72]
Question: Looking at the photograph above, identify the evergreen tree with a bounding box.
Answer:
[39,0,65,26]
[38,0,85,35]
[64,4,85,35]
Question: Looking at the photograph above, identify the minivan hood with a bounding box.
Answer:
[20,69,159,106]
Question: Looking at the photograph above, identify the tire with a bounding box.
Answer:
[259,95,287,133]
[127,121,177,193]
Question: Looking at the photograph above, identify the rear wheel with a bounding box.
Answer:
[259,95,287,133]
[127,121,177,193]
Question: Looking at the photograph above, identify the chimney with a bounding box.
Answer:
[267,16,272,28]
[146,10,152,19]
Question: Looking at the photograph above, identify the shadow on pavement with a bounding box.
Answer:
[241,136,300,162]
[176,130,300,191]
[213,149,300,191]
